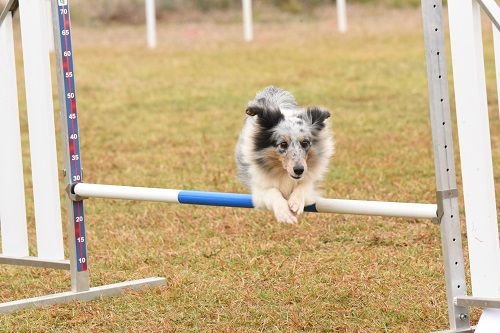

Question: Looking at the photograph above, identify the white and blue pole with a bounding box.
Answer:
[73,183,437,220]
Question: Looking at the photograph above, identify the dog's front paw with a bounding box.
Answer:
[273,202,298,224]
[288,192,305,215]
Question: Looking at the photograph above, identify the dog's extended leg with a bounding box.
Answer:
[288,184,317,216]
[252,188,297,224]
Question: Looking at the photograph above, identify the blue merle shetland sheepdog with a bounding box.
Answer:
[236,86,334,224]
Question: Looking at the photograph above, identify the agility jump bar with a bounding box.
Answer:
[73,183,437,220]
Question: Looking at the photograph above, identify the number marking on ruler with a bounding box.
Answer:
[57,0,87,272]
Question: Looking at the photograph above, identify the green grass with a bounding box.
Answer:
[1,5,498,332]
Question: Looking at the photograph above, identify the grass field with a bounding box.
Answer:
[2,4,500,332]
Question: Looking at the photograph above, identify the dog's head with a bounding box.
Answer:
[246,105,331,180]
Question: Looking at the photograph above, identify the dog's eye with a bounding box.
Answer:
[279,142,288,149]
[301,140,310,148]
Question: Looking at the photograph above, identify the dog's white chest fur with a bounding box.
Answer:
[251,167,297,199]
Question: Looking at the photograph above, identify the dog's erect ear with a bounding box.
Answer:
[304,107,331,131]
[247,104,284,129]
[246,105,265,117]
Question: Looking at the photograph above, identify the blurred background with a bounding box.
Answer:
[70,0,420,24]
[2,0,499,332]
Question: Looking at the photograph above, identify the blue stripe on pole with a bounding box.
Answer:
[178,191,254,208]
[177,190,318,212]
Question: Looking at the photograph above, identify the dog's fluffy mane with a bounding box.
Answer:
[236,86,334,203]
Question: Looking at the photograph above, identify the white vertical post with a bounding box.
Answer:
[448,0,500,299]
[45,0,54,52]
[337,0,347,33]
[0,12,29,257]
[242,0,253,42]
[18,0,64,260]
[145,0,157,49]
[494,27,500,119]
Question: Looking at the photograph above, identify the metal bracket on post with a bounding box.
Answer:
[456,296,500,309]
[433,327,475,333]
[65,183,87,202]
[435,189,459,224]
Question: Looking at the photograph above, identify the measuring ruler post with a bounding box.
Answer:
[52,0,89,291]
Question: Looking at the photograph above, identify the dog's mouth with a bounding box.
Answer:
[290,175,302,180]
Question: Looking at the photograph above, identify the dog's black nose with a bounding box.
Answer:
[293,166,304,176]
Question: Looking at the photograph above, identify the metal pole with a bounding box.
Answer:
[421,0,471,331]
[51,0,89,292]
[73,183,437,220]
[145,0,157,49]
[242,0,253,42]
